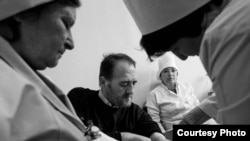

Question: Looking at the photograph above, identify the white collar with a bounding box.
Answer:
[161,82,179,94]
[98,90,118,108]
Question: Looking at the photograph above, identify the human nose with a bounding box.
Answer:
[126,83,135,94]
[172,49,188,60]
[65,31,74,50]
[169,71,174,76]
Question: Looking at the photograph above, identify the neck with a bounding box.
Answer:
[165,82,176,91]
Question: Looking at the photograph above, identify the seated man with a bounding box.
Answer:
[68,53,167,141]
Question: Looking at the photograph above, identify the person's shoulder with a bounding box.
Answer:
[129,103,144,112]
[68,87,98,98]
[150,84,163,93]
[178,82,193,89]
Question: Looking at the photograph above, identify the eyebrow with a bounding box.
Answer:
[122,80,137,83]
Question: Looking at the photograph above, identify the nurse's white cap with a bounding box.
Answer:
[123,0,210,35]
[0,0,53,21]
[157,52,178,80]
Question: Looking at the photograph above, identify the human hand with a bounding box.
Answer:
[151,132,170,141]
[91,130,118,141]
[163,130,173,140]
[121,132,151,141]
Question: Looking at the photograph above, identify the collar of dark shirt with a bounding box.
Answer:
[98,90,119,109]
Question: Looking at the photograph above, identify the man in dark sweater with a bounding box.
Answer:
[68,53,168,141]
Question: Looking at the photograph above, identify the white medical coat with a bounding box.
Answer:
[200,0,250,124]
[146,83,199,132]
[0,37,117,141]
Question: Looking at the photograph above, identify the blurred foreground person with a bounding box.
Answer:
[123,0,250,124]
[0,0,115,140]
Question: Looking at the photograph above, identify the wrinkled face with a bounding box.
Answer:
[160,67,178,86]
[102,61,137,108]
[170,36,202,60]
[13,3,76,70]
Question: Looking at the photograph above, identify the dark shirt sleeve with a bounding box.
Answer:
[68,88,122,140]
[68,88,87,124]
[106,131,121,141]
[133,104,163,137]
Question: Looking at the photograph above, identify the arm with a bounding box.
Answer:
[146,93,166,132]
[179,94,217,125]
[121,132,168,141]
[188,84,200,106]
[198,94,218,120]
[150,132,169,141]
[131,103,164,140]
[121,132,151,141]
[179,106,211,125]
[200,12,250,124]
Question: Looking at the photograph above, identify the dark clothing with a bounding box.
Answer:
[68,87,162,140]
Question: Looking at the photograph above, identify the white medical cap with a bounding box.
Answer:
[157,52,178,80]
[0,0,53,20]
[123,0,210,35]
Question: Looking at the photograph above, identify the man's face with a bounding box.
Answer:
[13,3,76,70]
[170,35,202,60]
[102,61,137,108]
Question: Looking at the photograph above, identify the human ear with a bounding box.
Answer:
[99,76,107,87]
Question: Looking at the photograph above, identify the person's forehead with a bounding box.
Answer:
[112,61,136,79]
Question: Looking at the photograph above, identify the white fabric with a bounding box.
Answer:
[200,0,250,124]
[198,94,218,120]
[0,37,117,141]
[123,0,210,35]
[146,82,200,132]
[0,0,52,20]
[157,52,178,80]
[0,37,87,140]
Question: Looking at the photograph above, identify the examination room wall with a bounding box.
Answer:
[42,0,210,107]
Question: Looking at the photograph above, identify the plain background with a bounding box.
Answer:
[42,0,211,107]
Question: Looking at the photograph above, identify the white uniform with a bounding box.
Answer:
[146,82,199,132]
[0,37,117,141]
[200,0,250,124]
[0,37,88,140]
[198,94,218,120]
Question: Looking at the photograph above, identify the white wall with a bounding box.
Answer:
[42,0,210,107]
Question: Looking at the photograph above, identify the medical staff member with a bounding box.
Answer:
[146,52,200,132]
[0,0,116,140]
[123,0,250,124]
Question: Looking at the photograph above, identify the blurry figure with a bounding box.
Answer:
[68,53,168,141]
[123,0,250,124]
[0,0,115,140]
[192,74,213,101]
[146,52,200,132]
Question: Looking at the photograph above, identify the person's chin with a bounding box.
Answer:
[122,100,132,107]
[122,103,131,108]
[47,60,59,68]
